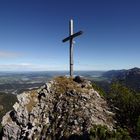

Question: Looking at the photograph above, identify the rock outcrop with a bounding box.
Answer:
[2,76,114,140]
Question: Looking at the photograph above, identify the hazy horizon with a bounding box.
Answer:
[0,67,139,73]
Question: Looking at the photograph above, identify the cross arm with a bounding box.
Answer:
[62,31,83,43]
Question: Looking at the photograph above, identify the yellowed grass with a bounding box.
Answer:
[26,90,38,112]
[53,76,89,95]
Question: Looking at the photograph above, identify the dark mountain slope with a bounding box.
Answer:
[103,67,140,92]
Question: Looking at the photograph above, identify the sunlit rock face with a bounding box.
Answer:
[2,76,114,140]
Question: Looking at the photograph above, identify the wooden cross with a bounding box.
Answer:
[62,19,83,77]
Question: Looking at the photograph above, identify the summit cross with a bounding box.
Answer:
[62,19,83,77]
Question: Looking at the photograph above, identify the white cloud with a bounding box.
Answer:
[0,63,67,71]
[0,51,21,58]
[19,63,32,66]
[0,63,33,71]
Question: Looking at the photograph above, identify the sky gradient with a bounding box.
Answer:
[0,0,140,71]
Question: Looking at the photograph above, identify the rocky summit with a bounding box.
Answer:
[1,76,114,140]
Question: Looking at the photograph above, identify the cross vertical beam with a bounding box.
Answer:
[62,19,83,77]
[69,19,74,77]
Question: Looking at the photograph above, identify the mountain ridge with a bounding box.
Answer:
[1,76,114,140]
[102,67,140,92]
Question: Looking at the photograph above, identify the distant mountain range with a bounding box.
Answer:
[0,68,139,94]
[102,67,140,92]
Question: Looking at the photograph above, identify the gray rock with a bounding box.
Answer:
[2,77,115,140]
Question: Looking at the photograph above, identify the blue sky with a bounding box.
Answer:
[0,0,140,71]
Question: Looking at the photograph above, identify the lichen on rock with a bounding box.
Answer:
[1,76,115,140]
